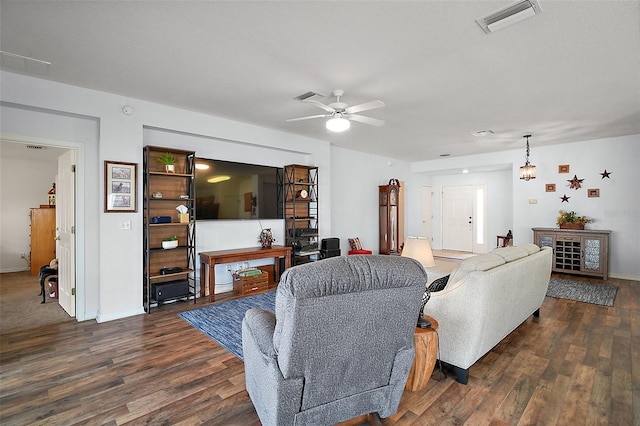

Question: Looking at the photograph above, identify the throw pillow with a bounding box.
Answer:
[348,237,362,251]
[428,274,450,292]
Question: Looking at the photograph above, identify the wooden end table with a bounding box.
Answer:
[405,314,439,392]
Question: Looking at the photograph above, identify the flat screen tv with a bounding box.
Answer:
[195,158,282,220]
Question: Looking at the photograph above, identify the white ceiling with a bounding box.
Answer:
[1,1,639,162]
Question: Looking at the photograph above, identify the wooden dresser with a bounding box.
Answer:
[30,207,56,275]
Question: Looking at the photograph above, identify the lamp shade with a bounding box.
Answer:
[326,117,350,132]
[401,236,435,268]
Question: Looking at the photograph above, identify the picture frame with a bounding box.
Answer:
[558,164,570,173]
[104,161,137,212]
[546,183,556,192]
[588,188,600,198]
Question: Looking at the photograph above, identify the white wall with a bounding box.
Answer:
[2,69,636,325]
[1,70,331,322]
[329,146,431,255]
[0,154,58,272]
[414,135,640,280]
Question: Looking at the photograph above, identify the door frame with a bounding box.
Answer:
[1,134,86,320]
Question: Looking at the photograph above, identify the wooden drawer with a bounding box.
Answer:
[233,272,269,295]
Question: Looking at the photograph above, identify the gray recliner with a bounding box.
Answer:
[242,255,427,426]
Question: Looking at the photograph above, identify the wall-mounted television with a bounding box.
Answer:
[195,158,282,220]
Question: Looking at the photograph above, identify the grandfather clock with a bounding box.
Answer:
[379,178,402,255]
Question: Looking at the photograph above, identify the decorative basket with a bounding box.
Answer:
[559,222,585,230]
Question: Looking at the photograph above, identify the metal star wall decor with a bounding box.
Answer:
[567,175,584,189]
[600,169,612,179]
[560,194,571,203]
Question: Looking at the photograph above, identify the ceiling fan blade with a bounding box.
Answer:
[303,99,336,113]
[349,114,385,127]
[345,100,385,114]
[286,114,331,122]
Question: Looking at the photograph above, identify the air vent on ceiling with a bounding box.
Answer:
[0,50,51,76]
[26,145,46,150]
[293,91,326,101]
[476,0,542,34]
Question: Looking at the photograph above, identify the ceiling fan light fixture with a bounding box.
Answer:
[326,116,350,132]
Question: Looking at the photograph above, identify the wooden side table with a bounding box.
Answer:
[405,315,439,392]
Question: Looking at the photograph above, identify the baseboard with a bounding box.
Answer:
[96,307,145,323]
[609,272,640,282]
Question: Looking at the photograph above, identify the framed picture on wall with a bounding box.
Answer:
[588,188,600,198]
[546,183,556,192]
[104,161,137,212]
[558,164,570,173]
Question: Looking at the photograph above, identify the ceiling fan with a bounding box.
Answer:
[287,90,385,132]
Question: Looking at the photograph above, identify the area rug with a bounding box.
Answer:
[179,290,276,360]
[546,278,618,307]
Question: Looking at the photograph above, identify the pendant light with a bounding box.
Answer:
[519,134,536,181]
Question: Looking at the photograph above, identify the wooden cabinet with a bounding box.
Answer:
[280,165,319,266]
[532,228,610,280]
[379,179,403,255]
[143,146,196,312]
[30,207,56,275]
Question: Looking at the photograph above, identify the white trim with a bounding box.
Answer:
[0,134,88,321]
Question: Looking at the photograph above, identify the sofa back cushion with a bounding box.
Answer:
[446,253,505,291]
[491,246,528,262]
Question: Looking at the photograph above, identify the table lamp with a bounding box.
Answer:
[401,236,435,328]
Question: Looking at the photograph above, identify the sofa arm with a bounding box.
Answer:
[242,308,277,359]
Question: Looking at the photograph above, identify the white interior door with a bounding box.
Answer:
[57,150,76,317]
[442,185,473,252]
[420,186,433,241]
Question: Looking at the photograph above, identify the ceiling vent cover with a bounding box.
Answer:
[476,0,542,34]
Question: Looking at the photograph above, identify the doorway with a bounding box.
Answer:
[0,137,84,322]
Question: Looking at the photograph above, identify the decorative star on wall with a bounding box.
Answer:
[567,175,584,189]
[600,169,612,179]
[560,194,571,203]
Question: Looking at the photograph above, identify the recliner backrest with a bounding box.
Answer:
[272,255,426,412]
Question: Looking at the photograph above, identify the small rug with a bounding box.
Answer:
[179,290,276,360]
[546,278,618,307]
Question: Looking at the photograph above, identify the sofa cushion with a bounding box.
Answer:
[492,246,528,262]
[447,253,505,286]
[521,243,541,255]
[348,237,362,251]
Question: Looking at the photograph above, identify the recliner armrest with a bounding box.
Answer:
[243,308,277,358]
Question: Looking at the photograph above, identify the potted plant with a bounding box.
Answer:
[157,152,176,173]
[556,210,593,230]
[162,235,178,249]
[259,228,275,248]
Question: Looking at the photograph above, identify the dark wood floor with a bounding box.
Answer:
[1,273,638,425]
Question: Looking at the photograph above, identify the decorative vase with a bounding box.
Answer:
[259,229,274,248]
[559,222,585,230]
[165,164,175,173]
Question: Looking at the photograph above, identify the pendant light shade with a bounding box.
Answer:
[326,115,350,132]
[519,134,536,181]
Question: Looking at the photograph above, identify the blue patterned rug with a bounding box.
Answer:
[179,290,276,360]
[546,278,617,307]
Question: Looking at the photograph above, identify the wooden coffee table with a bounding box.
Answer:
[405,314,439,391]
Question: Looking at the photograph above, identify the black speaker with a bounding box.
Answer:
[321,238,340,251]
[320,248,341,259]
[152,280,189,302]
